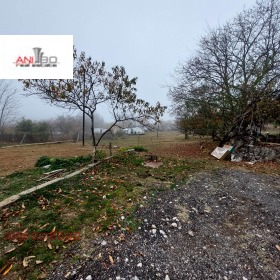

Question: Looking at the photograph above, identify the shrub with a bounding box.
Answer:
[35,155,93,169]
[119,146,148,153]
[95,150,107,161]
[35,156,52,167]
[132,146,148,152]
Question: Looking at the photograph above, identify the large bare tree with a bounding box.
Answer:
[0,80,19,135]
[169,0,280,145]
[21,48,166,156]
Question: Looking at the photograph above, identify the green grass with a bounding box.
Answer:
[99,131,203,150]
[1,132,279,278]
[0,155,93,201]
[0,150,219,279]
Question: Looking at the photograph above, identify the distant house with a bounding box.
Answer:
[123,127,145,135]
[94,128,108,134]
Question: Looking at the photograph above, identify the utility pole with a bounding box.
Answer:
[82,65,86,146]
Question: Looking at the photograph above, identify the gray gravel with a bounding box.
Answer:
[48,169,280,280]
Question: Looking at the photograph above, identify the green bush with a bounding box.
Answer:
[95,150,107,161]
[132,146,148,152]
[35,155,93,169]
[35,156,52,167]
[119,146,148,153]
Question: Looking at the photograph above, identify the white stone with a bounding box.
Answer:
[151,229,157,235]
[171,222,178,228]
[137,262,143,268]
[188,230,194,237]
[85,276,92,280]
[101,240,107,246]
[165,275,170,280]
[151,224,157,229]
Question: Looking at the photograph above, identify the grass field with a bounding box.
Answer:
[0,131,208,176]
[0,131,279,279]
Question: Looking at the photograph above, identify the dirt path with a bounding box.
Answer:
[48,169,280,280]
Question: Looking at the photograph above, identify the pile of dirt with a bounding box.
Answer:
[48,169,280,280]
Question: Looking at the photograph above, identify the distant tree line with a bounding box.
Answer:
[0,113,111,144]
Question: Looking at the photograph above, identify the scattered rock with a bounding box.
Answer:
[101,240,107,246]
[137,262,143,268]
[171,222,178,228]
[188,230,195,237]
[159,229,168,238]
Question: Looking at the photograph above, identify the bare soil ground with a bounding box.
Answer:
[1,137,279,177]
[0,143,92,176]
[48,169,280,280]
[0,137,214,177]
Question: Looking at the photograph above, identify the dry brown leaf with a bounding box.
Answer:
[49,226,56,235]
[109,255,114,265]
[22,228,28,234]
[64,237,74,243]
[21,203,25,209]
[4,247,16,255]
[38,272,46,279]
[0,262,13,275]
[47,242,52,250]
[35,260,43,265]
[276,244,280,251]
[23,256,35,267]
[43,235,48,242]
[64,271,71,278]
[39,223,49,229]
[2,264,12,276]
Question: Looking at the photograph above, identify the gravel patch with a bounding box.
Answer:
[48,169,280,280]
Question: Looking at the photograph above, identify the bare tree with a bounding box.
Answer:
[21,47,166,156]
[169,0,280,145]
[0,80,19,135]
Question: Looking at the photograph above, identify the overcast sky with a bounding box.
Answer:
[1,0,257,122]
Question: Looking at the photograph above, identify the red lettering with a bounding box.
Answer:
[15,56,34,64]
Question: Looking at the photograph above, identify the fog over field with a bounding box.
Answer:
[1,0,256,121]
